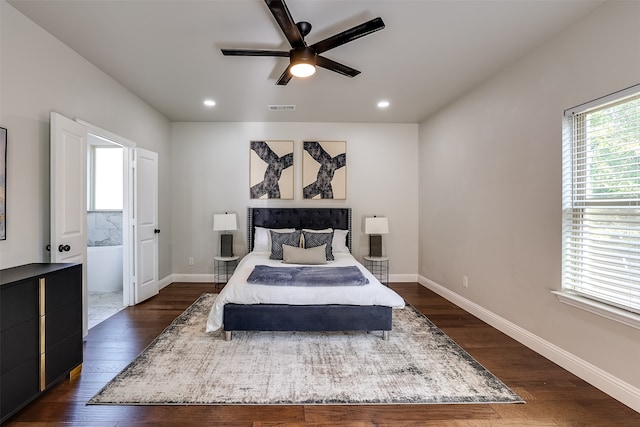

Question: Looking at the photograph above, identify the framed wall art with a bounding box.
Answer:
[303,140,346,200]
[0,127,6,240]
[250,140,294,199]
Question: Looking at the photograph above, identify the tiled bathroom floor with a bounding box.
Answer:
[88,291,125,329]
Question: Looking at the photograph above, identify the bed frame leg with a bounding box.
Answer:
[225,331,232,341]
[383,330,390,341]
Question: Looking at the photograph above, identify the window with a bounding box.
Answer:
[89,145,123,210]
[561,85,640,321]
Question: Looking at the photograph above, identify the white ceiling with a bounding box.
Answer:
[7,0,604,123]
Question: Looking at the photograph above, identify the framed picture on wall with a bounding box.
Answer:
[303,140,346,200]
[249,140,294,199]
[0,127,6,240]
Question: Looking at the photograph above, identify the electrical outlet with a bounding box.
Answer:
[188,257,194,266]
[462,275,469,288]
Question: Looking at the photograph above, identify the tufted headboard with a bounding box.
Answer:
[247,207,352,253]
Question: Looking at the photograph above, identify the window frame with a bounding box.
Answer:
[556,84,640,328]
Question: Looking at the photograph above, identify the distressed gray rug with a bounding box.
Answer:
[89,293,523,405]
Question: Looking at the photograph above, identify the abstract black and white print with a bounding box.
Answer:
[303,141,346,199]
[250,140,294,199]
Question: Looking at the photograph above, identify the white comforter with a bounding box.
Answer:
[206,251,405,332]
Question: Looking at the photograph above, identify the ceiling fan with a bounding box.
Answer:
[221,0,385,85]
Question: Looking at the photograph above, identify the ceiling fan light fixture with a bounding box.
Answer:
[290,47,316,78]
[290,62,316,78]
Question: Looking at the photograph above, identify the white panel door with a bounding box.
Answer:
[50,112,88,333]
[134,147,159,304]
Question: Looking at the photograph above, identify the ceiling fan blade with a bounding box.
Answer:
[316,56,360,78]
[276,67,293,85]
[265,0,306,49]
[310,17,385,54]
[221,49,289,57]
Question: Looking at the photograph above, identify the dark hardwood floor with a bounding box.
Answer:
[4,282,639,426]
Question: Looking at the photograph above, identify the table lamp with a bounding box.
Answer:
[213,212,237,257]
[365,216,388,257]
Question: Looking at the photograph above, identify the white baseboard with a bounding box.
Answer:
[418,275,640,413]
[390,273,419,283]
[158,274,174,290]
[170,273,215,283]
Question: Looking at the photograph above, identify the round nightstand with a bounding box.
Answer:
[363,256,389,285]
[213,256,240,288]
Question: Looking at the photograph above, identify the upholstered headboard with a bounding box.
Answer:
[247,207,352,253]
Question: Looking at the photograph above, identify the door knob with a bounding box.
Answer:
[154,229,161,234]
[58,244,71,252]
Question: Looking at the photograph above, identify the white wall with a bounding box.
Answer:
[418,0,640,410]
[171,122,418,279]
[0,1,172,279]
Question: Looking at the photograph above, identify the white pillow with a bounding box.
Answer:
[332,229,349,253]
[282,244,327,265]
[253,227,295,252]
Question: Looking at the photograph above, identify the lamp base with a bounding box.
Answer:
[369,235,382,257]
[220,234,234,257]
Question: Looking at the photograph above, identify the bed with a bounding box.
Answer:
[205,207,405,340]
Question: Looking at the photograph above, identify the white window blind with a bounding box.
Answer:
[562,86,640,315]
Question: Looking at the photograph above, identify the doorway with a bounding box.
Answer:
[86,133,127,328]
[52,113,159,335]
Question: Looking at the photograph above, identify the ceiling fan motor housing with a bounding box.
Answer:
[291,47,317,66]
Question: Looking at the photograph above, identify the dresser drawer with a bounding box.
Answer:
[45,265,82,312]
[0,318,39,375]
[46,304,82,348]
[0,356,39,421]
[46,332,83,386]
[0,280,38,332]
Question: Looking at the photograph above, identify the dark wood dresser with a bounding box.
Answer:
[0,263,83,423]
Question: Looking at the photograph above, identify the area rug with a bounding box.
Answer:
[89,293,523,405]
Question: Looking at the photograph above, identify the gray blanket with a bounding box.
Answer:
[247,265,369,287]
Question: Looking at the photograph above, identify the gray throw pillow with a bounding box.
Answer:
[302,231,334,261]
[269,230,301,260]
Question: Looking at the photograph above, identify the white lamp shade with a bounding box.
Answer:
[213,213,237,231]
[365,217,389,235]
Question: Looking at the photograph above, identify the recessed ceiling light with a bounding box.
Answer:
[204,99,216,107]
[377,100,390,108]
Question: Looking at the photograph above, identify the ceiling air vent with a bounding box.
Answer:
[268,105,296,111]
